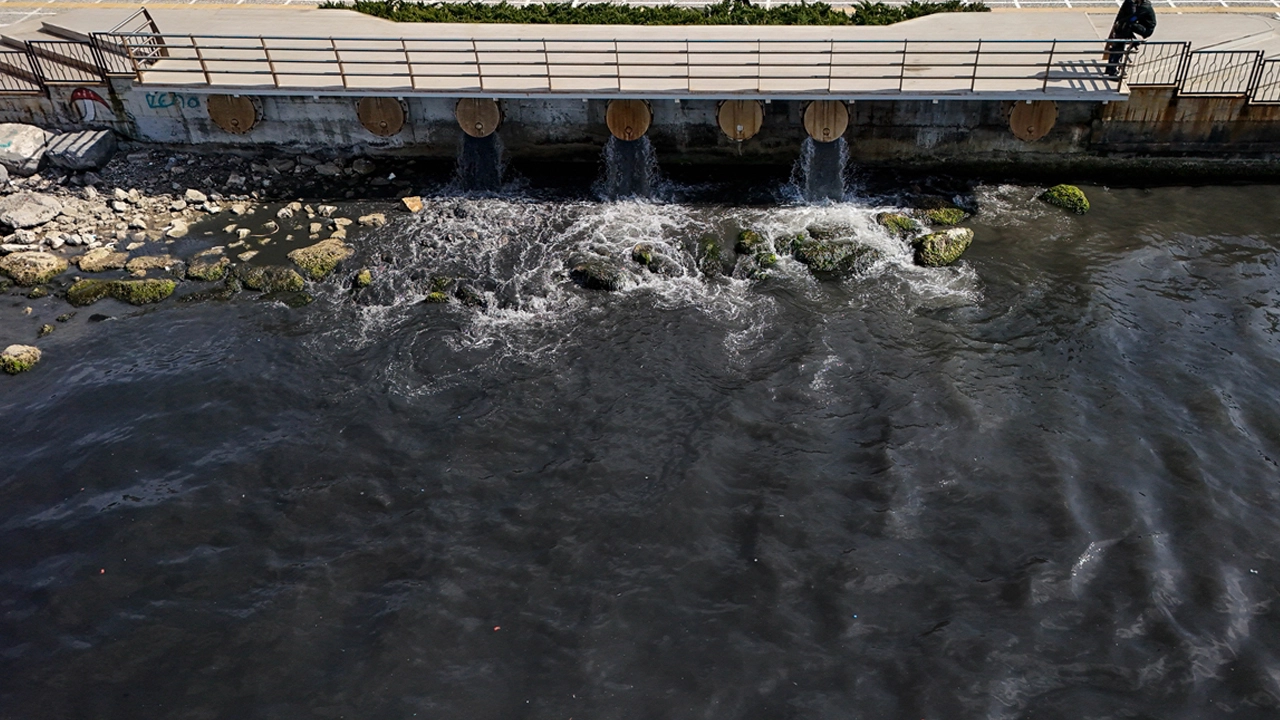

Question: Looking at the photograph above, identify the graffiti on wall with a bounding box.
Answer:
[71,87,112,123]
[145,92,201,110]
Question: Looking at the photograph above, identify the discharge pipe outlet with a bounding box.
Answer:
[802,100,849,143]
[606,99,652,141]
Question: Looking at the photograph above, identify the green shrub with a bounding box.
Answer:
[327,0,988,26]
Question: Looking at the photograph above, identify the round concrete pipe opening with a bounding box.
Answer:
[207,95,259,135]
[606,99,652,141]
[456,98,502,138]
[802,100,848,143]
[358,97,407,137]
[717,100,764,142]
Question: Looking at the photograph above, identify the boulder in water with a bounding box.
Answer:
[918,207,968,226]
[792,237,880,277]
[401,196,424,213]
[569,256,624,291]
[631,243,654,267]
[1,344,40,374]
[913,227,974,267]
[354,268,373,288]
[76,247,129,273]
[696,236,723,277]
[186,248,230,282]
[1040,184,1090,214]
[734,229,767,254]
[877,212,919,236]
[0,251,67,286]
[236,264,305,293]
[66,278,176,306]
[288,238,354,281]
[261,290,314,308]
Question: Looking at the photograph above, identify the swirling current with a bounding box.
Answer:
[3,176,1280,719]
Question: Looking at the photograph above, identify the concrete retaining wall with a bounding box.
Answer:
[2,81,1280,176]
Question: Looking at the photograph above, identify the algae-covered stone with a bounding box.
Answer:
[757,252,779,269]
[1040,184,1089,214]
[1,344,40,374]
[735,229,766,254]
[354,268,373,288]
[569,256,624,291]
[877,212,919,236]
[76,247,129,273]
[37,323,53,338]
[27,286,47,299]
[424,291,450,303]
[287,237,354,281]
[921,207,968,226]
[66,278,112,306]
[179,277,241,303]
[913,227,974,267]
[112,279,176,305]
[631,243,654,266]
[792,237,880,276]
[696,236,722,277]
[0,251,67,286]
[186,249,230,282]
[236,264,305,293]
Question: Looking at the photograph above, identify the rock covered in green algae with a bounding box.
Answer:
[631,243,654,267]
[696,236,723,277]
[757,252,779,269]
[877,212,919,236]
[179,277,241,304]
[354,268,373,288]
[66,278,176,306]
[920,207,968,226]
[734,229,767,254]
[27,286,47,299]
[236,265,305,293]
[792,236,882,276]
[186,249,230,282]
[1040,184,1090,214]
[568,256,625,291]
[37,324,53,338]
[1,344,40,374]
[913,227,974,267]
[0,251,67,286]
[288,238,355,281]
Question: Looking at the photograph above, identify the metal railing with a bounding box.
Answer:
[0,25,1276,105]
[0,50,42,94]
[90,33,1128,97]
[1252,59,1280,104]
[27,41,105,84]
[1180,50,1262,96]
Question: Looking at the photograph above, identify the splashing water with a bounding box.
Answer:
[456,133,505,192]
[793,137,848,202]
[598,136,660,200]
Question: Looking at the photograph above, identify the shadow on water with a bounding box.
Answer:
[456,134,505,192]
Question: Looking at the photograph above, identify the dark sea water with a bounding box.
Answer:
[4,178,1280,719]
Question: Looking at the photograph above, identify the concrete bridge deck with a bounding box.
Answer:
[2,6,1280,100]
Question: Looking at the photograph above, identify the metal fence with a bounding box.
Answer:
[87,33,1129,98]
[0,28,1277,104]
[0,50,42,95]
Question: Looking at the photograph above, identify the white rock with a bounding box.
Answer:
[0,124,53,176]
[236,228,251,240]
[166,220,189,239]
[184,188,207,203]
[317,205,337,218]
[276,207,294,219]
[111,200,128,213]
[0,193,62,229]
[170,199,188,212]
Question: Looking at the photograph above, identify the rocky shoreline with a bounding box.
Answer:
[0,123,1090,375]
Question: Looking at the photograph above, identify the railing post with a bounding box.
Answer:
[401,39,413,89]
[331,37,346,90]
[542,39,550,91]
[472,38,482,92]
[971,39,982,93]
[827,39,834,95]
[191,35,211,85]
[898,39,907,93]
[613,39,620,94]
[685,39,691,96]
[260,36,279,88]
[1042,39,1056,92]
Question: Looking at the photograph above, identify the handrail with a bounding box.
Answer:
[0,27,1278,104]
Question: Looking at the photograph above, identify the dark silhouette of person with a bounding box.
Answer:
[1106,0,1157,77]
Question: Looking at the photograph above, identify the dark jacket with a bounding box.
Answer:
[1112,0,1157,39]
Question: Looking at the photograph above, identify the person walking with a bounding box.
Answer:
[1106,0,1157,77]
